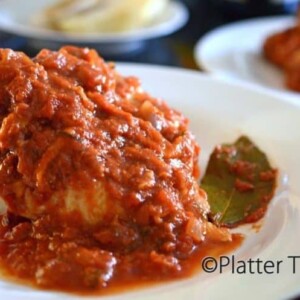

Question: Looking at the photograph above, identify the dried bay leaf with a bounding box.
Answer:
[201,136,277,227]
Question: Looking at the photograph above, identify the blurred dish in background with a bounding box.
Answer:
[0,0,188,55]
[263,13,300,92]
[194,16,299,97]
[33,0,170,34]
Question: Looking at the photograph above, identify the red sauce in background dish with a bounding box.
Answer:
[0,46,241,294]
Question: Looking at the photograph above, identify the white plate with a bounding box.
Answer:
[0,0,188,55]
[1,64,300,300]
[194,16,298,95]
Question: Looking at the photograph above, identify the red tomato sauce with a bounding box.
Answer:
[0,46,242,294]
[0,213,242,294]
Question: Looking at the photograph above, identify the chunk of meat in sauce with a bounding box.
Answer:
[0,47,237,293]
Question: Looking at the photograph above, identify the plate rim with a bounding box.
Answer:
[117,61,300,106]
[193,15,294,74]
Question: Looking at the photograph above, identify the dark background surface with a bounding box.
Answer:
[0,0,299,69]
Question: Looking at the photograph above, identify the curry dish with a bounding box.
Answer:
[0,46,242,293]
[263,15,300,91]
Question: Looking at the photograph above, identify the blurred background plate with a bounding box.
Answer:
[194,16,297,94]
[0,0,188,56]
